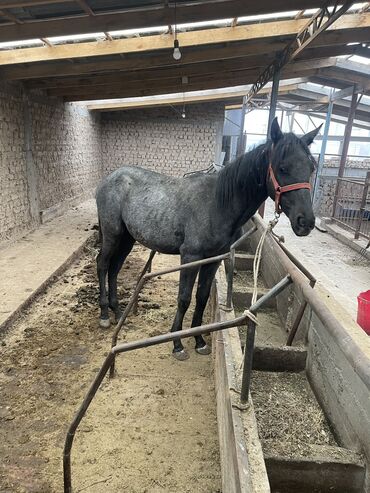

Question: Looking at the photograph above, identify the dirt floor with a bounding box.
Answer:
[0,238,221,493]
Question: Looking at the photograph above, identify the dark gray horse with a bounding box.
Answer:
[96,118,320,360]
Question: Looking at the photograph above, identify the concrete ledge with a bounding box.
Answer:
[210,265,270,493]
[233,288,276,309]
[253,345,307,372]
[40,189,95,224]
[0,233,94,334]
[265,443,365,493]
[321,217,370,260]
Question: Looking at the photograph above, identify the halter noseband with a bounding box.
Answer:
[268,162,311,214]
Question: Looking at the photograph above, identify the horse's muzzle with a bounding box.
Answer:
[292,212,315,236]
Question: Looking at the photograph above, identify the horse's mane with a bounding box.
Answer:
[216,140,270,208]
[216,133,316,208]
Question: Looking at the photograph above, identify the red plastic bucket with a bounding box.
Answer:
[357,290,370,335]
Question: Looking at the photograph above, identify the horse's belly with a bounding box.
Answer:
[124,217,182,255]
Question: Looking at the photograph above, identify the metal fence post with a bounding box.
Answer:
[355,171,370,240]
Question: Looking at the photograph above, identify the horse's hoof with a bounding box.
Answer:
[195,344,211,355]
[99,318,110,329]
[172,349,189,361]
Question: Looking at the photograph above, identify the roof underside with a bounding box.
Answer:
[0,1,369,109]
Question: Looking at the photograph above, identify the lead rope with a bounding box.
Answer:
[243,213,281,325]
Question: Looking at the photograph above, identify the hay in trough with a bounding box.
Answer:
[251,371,336,457]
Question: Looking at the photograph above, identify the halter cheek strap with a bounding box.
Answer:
[268,163,311,214]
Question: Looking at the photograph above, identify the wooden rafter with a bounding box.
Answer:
[56,67,321,101]
[0,1,348,43]
[0,9,22,23]
[87,80,308,111]
[25,57,337,91]
[77,0,94,16]
[0,13,368,67]
[0,43,359,81]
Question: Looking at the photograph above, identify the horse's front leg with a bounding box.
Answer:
[170,260,199,361]
[191,261,221,354]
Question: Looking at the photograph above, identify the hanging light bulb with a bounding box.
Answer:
[181,109,186,118]
[173,39,181,60]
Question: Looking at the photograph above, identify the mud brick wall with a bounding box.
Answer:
[0,88,224,244]
[100,103,224,177]
[0,84,33,243]
[31,101,101,211]
[0,82,102,244]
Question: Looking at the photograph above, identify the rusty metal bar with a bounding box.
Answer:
[354,171,370,240]
[110,251,230,377]
[251,213,370,392]
[285,277,315,347]
[64,314,246,493]
[63,351,114,493]
[240,274,292,403]
[226,225,257,308]
[271,234,316,284]
[64,272,292,492]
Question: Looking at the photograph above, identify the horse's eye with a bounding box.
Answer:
[279,166,288,174]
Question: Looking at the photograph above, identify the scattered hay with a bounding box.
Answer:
[251,371,336,455]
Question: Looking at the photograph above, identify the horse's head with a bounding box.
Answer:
[267,118,321,236]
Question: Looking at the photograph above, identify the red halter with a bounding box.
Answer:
[268,163,311,214]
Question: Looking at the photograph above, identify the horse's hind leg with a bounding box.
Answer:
[191,261,221,354]
[108,232,135,322]
[170,259,199,361]
[97,225,126,328]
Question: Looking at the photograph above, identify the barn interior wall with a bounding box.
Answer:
[1,92,224,245]
[100,103,225,177]
[0,82,103,244]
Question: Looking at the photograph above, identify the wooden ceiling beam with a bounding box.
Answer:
[0,12,368,66]
[0,1,326,43]
[87,79,309,111]
[27,57,336,91]
[1,42,358,81]
[318,66,370,89]
[56,67,320,101]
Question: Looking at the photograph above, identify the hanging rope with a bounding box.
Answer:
[243,214,280,324]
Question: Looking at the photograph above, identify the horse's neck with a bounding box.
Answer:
[226,151,269,230]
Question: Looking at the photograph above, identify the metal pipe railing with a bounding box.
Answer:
[109,251,230,377]
[63,273,291,493]
[240,275,292,403]
[226,225,257,308]
[109,226,257,377]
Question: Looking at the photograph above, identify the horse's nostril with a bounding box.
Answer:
[297,214,306,228]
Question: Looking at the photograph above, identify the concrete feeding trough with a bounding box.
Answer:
[210,214,370,493]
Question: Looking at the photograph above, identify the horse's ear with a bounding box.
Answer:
[270,117,283,145]
[301,124,323,146]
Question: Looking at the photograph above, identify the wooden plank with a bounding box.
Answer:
[87,90,247,111]
[25,57,270,89]
[60,68,321,101]
[28,57,335,91]
[1,43,358,81]
[0,13,369,66]
[0,1,328,43]
[210,265,270,493]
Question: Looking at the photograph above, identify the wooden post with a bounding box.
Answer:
[332,85,358,216]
